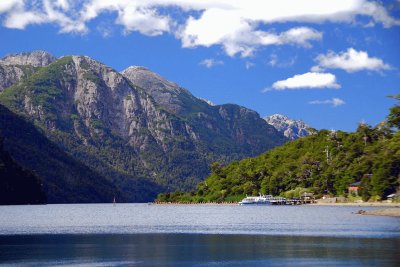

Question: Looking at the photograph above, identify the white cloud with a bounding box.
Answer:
[359,1,400,28]
[180,18,322,57]
[312,48,391,73]
[199,58,224,68]
[266,72,341,92]
[3,0,86,33]
[0,0,22,13]
[0,0,399,56]
[309,98,346,107]
[80,0,171,36]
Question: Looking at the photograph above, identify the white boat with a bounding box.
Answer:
[239,194,274,205]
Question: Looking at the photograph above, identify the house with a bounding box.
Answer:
[348,181,361,195]
[300,192,315,203]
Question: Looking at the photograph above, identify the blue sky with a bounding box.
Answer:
[0,0,399,131]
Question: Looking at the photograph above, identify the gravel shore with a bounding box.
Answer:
[360,208,400,217]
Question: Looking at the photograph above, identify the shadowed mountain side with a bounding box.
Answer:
[0,137,46,205]
[0,104,158,203]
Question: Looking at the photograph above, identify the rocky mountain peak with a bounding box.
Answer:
[0,50,57,67]
[122,66,182,94]
[264,114,311,140]
[122,66,204,115]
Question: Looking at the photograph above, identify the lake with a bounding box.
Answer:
[0,204,399,266]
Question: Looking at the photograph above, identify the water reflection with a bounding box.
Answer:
[0,234,399,266]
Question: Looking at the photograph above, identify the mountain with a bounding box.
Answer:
[0,50,56,67]
[0,103,131,204]
[0,51,286,202]
[122,66,285,157]
[0,50,56,92]
[264,114,311,140]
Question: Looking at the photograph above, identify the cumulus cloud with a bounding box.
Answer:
[179,13,322,56]
[0,0,399,56]
[80,0,171,36]
[199,58,224,68]
[312,48,392,73]
[309,98,346,107]
[3,0,86,33]
[265,72,341,92]
[0,0,22,13]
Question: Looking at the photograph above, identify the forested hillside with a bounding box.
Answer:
[158,97,400,203]
[0,137,46,205]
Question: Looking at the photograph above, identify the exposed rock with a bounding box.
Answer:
[0,50,56,67]
[0,50,56,92]
[265,114,311,140]
[122,66,205,115]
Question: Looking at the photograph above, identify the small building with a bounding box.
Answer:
[348,181,361,195]
[300,192,315,203]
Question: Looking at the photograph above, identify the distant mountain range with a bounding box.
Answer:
[264,114,311,140]
[0,51,287,203]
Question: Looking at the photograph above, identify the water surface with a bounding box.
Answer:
[0,204,399,266]
[0,204,398,237]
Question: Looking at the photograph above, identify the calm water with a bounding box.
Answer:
[0,204,399,266]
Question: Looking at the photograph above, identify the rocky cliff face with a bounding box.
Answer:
[0,51,56,92]
[122,66,285,155]
[264,114,311,140]
[0,52,287,201]
[122,66,209,115]
[0,50,56,67]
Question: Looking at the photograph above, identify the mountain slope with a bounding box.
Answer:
[122,66,286,157]
[0,137,46,205]
[0,52,286,201]
[264,114,311,140]
[159,121,400,203]
[0,104,126,203]
[0,51,55,92]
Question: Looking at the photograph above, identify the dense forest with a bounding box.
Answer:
[0,137,46,205]
[158,96,400,203]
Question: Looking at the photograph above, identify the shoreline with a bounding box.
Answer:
[356,208,400,217]
[312,202,400,207]
[154,202,400,207]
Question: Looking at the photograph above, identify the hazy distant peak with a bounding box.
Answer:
[264,114,311,140]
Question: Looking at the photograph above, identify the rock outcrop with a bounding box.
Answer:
[0,50,56,67]
[0,50,56,92]
[264,114,311,140]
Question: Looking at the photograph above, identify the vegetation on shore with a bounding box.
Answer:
[158,96,400,203]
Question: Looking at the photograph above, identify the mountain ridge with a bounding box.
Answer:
[0,51,287,202]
